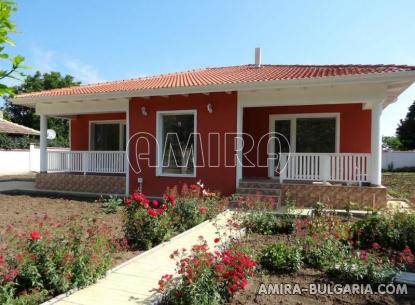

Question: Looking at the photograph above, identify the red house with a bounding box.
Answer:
[13,52,415,207]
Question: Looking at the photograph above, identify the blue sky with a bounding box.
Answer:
[4,0,415,135]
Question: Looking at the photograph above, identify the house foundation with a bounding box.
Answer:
[36,173,125,194]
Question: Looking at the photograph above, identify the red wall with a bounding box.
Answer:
[129,92,237,197]
[70,113,126,150]
[243,103,371,178]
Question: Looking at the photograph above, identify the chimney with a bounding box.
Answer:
[255,47,261,68]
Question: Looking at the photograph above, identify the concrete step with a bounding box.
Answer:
[239,179,282,189]
[236,187,281,196]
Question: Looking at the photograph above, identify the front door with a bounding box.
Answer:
[269,119,292,178]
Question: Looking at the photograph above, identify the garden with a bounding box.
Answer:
[1,183,415,305]
[0,183,228,305]
[155,196,415,305]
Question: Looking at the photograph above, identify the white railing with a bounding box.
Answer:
[47,151,126,174]
[279,153,371,183]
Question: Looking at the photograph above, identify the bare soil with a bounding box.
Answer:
[0,194,140,266]
[229,233,415,305]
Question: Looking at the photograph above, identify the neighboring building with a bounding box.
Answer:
[12,50,415,207]
[0,111,40,136]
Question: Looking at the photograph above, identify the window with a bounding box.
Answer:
[296,118,336,153]
[157,111,196,176]
[90,121,126,151]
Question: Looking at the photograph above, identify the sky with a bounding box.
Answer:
[3,0,415,136]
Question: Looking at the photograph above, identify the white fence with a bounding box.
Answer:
[0,145,68,174]
[279,153,371,183]
[47,151,126,174]
[382,151,415,170]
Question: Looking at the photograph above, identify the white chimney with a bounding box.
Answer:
[255,47,261,68]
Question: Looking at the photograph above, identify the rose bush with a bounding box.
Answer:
[0,214,114,304]
[123,192,175,250]
[158,237,256,305]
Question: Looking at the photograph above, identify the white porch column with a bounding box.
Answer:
[39,114,48,172]
[370,102,383,185]
[125,107,130,196]
[235,101,243,189]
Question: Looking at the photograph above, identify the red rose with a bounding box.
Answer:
[143,202,149,209]
[372,242,381,250]
[240,279,248,289]
[157,209,164,215]
[148,209,157,217]
[153,200,159,207]
[125,198,132,205]
[0,255,4,264]
[214,238,220,243]
[161,204,167,210]
[30,231,41,241]
[132,192,142,202]
[199,207,207,214]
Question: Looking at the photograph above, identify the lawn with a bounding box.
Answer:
[383,172,415,201]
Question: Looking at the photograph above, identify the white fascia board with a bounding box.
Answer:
[35,98,129,116]
[12,70,415,106]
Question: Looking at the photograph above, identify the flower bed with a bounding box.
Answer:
[227,202,415,305]
[0,182,229,305]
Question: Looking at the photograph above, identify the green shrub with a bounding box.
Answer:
[242,212,295,235]
[0,215,114,303]
[301,236,349,269]
[123,193,174,250]
[260,243,302,273]
[351,212,415,252]
[171,196,206,232]
[101,195,123,214]
[327,251,398,286]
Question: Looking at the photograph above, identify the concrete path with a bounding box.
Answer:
[43,211,238,305]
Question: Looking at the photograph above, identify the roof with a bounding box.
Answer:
[15,64,415,99]
[0,118,40,136]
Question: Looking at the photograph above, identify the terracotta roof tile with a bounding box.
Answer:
[15,64,415,99]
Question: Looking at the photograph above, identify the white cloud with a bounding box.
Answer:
[31,46,56,72]
[30,45,103,84]
[63,58,103,84]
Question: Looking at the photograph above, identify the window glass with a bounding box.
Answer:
[296,118,336,153]
[160,113,195,175]
[91,123,120,151]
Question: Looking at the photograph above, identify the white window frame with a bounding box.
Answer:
[156,110,197,177]
[89,120,126,151]
[268,113,340,154]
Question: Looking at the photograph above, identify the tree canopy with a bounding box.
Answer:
[0,0,27,95]
[397,100,415,150]
[3,71,80,147]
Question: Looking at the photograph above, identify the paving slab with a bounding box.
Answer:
[43,211,236,305]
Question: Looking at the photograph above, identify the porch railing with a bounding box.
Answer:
[47,151,126,174]
[279,153,371,183]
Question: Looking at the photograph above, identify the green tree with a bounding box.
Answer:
[0,0,27,94]
[382,136,402,151]
[397,100,415,150]
[3,71,80,147]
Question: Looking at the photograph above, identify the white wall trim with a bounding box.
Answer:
[155,109,197,178]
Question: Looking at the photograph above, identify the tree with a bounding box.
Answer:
[397,100,415,150]
[3,71,81,146]
[382,136,402,151]
[0,1,27,94]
